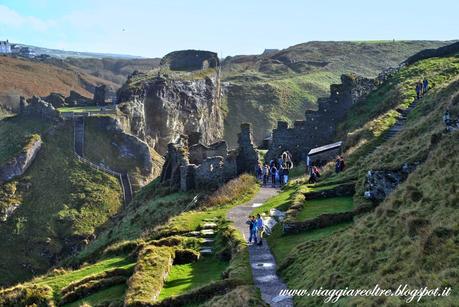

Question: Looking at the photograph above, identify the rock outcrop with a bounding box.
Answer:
[363,163,416,202]
[0,136,42,185]
[117,50,224,155]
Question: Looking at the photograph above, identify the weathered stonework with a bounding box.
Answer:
[266,73,388,162]
[236,123,259,174]
[21,96,60,121]
[161,124,257,192]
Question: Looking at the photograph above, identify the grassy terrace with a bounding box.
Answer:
[296,196,354,221]
[57,106,107,113]
[65,284,127,307]
[33,256,134,298]
[268,222,351,261]
[159,255,228,300]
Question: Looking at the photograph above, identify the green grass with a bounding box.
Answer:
[296,196,354,221]
[0,120,123,286]
[164,175,259,234]
[267,222,352,262]
[33,256,134,295]
[159,256,228,300]
[64,284,126,307]
[57,106,102,113]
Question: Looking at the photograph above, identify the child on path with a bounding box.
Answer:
[256,214,264,246]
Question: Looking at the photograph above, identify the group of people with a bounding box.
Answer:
[415,79,429,100]
[246,214,264,245]
[256,151,294,187]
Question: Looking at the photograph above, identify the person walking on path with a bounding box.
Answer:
[256,214,264,246]
[246,215,257,244]
[270,164,278,187]
[262,164,270,186]
[423,78,429,94]
[256,163,263,181]
[335,156,342,174]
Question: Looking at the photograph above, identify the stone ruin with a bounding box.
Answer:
[265,72,391,163]
[160,124,259,191]
[19,96,59,121]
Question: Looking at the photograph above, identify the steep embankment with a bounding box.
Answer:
[221,40,452,146]
[0,116,123,286]
[274,54,459,305]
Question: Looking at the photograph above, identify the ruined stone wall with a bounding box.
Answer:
[236,123,259,174]
[266,73,383,162]
[189,141,228,165]
[161,125,256,191]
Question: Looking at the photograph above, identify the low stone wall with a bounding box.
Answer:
[283,211,354,234]
[304,183,355,199]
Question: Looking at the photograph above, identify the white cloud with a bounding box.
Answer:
[0,4,55,32]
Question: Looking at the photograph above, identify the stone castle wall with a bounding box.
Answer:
[161,124,258,191]
[266,73,386,162]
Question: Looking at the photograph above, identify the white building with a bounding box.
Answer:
[0,40,12,54]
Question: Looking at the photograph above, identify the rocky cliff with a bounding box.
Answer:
[0,135,42,185]
[117,50,224,155]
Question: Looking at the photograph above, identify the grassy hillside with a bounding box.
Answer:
[62,57,161,87]
[267,54,459,305]
[0,175,263,306]
[0,117,123,286]
[0,55,120,116]
[222,40,452,146]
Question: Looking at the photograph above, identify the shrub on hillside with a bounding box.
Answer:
[200,174,257,209]
[0,284,53,307]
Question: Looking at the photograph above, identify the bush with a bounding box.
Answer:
[201,174,257,209]
[0,284,54,307]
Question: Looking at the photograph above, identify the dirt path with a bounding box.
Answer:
[227,187,293,307]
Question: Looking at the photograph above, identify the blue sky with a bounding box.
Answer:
[0,0,457,57]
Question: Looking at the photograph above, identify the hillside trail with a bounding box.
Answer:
[227,187,293,307]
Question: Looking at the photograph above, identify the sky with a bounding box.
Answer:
[0,0,458,58]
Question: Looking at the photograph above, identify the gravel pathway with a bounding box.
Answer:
[227,187,293,307]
